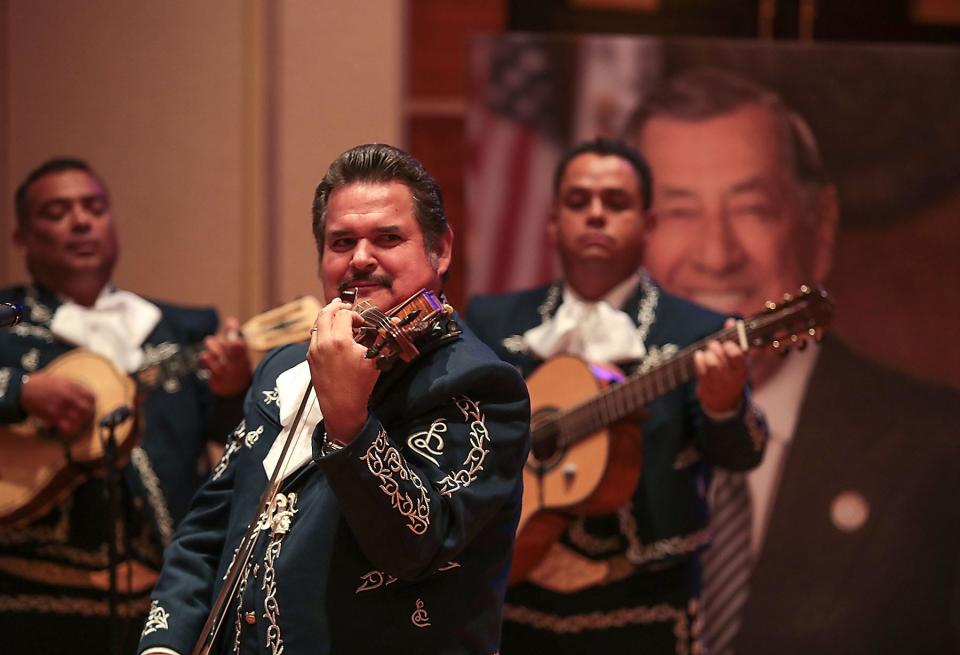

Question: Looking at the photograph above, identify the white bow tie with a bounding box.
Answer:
[262,361,324,480]
[523,294,646,363]
[49,289,161,373]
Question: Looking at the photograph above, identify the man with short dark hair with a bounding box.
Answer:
[627,67,960,654]
[0,158,252,654]
[466,137,766,654]
[138,143,531,655]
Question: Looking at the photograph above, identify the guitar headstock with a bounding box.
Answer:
[242,296,324,367]
[352,289,460,371]
[745,284,833,355]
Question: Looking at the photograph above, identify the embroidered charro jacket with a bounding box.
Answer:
[464,276,766,648]
[0,283,241,624]
[137,321,531,655]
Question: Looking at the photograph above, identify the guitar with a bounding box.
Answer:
[0,296,322,526]
[511,284,834,585]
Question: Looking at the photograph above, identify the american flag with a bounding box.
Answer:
[465,34,660,298]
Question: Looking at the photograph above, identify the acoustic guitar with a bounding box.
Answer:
[511,284,834,584]
[0,296,322,526]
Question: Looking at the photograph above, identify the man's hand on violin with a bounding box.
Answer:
[19,373,96,439]
[201,316,253,397]
[307,298,381,445]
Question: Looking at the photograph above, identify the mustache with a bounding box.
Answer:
[337,273,393,294]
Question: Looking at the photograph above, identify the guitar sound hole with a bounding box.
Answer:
[530,407,561,464]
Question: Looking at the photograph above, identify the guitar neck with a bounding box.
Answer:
[546,323,744,450]
[134,342,205,392]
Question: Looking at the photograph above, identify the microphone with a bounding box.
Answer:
[100,405,132,429]
[1,303,24,328]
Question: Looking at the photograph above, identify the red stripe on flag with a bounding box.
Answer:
[489,128,535,293]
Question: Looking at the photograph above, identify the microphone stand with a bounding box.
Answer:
[99,405,133,655]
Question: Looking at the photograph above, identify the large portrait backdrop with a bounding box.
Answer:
[465,34,960,391]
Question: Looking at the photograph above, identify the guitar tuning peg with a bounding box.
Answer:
[782,292,793,303]
[765,300,777,312]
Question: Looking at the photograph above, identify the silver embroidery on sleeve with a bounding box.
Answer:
[361,427,431,535]
[141,600,170,637]
[406,418,448,466]
[0,369,10,400]
[437,397,490,497]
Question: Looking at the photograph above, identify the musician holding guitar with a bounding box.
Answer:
[465,139,769,655]
[0,158,252,654]
[137,144,530,655]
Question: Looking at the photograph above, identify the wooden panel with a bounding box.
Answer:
[409,0,504,98]
[407,116,468,311]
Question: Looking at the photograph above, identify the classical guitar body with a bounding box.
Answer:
[511,355,643,585]
[509,284,835,585]
[0,349,137,526]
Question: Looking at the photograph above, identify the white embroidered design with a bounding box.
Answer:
[9,324,54,341]
[634,270,659,347]
[129,447,175,545]
[361,427,431,535]
[0,369,10,400]
[262,387,279,406]
[260,493,298,655]
[213,420,246,481]
[638,343,680,373]
[21,349,40,372]
[437,397,490,497]
[356,561,460,594]
[407,418,448,466]
[411,598,431,628]
[501,334,528,354]
[25,288,53,324]
[356,570,398,593]
[141,600,170,636]
[244,424,265,448]
[503,601,689,651]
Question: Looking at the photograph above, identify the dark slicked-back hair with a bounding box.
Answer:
[311,143,448,257]
[15,158,105,228]
[624,67,825,187]
[553,138,654,211]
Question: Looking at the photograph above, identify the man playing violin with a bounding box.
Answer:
[138,144,531,655]
[0,157,252,654]
[465,138,767,655]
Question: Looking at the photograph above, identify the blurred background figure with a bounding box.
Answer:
[0,158,251,655]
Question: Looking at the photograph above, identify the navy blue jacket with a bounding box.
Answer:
[138,321,531,655]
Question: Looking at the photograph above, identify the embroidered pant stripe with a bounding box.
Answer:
[702,470,752,655]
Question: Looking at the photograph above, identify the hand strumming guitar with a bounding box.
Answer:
[18,374,96,439]
[200,316,253,397]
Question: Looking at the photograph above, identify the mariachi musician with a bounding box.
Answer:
[0,158,251,654]
[465,139,767,655]
[137,144,530,655]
